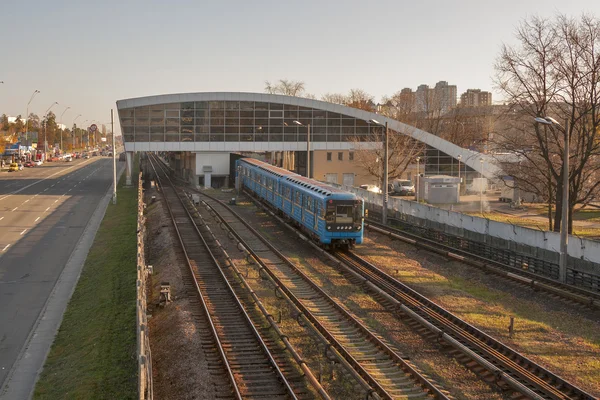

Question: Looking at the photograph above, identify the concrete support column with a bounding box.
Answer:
[125,151,133,186]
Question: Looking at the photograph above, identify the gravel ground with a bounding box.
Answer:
[359,228,600,397]
[145,186,217,400]
[146,183,599,399]
[206,189,510,400]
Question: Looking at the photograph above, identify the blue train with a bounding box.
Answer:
[236,157,364,248]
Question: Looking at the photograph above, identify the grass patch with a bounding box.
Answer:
[33,166,139,399]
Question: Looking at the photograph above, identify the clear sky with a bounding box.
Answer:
[1,0,598,134]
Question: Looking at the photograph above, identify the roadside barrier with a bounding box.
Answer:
[136,171,153,399]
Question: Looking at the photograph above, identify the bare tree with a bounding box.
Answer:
[321,92,347,105]
[349,126,424,189]
[265,79,307,96]
[494,14,600,233]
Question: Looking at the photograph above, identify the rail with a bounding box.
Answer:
[136,171,153,400]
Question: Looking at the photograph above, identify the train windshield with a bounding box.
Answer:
[336,205,354,223]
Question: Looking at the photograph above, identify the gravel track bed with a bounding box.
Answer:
[144,186,217,400]
[205,189,514,400]
[359,228,600,397]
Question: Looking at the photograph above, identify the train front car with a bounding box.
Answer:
[322,193,364,248]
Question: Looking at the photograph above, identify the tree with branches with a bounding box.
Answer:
[494,13,600,233]
[265,79,307,96]
[349,126,424,190]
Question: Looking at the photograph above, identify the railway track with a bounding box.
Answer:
[332,250,597,400]
[184,187,450,400]
[365,220,600,309]
[148,155,300,399]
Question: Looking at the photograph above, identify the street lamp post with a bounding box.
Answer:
[534,116,570,283]
[72,114,82,150]
[369,119,389,224]
[59,106,71,153]
[43,102,59,158]
[479,158,484,215]
[457,154,462,197]
[24,90,40,157]
[416,157,421,202]
[292,120,311,178]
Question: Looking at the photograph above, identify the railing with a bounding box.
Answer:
[136,171,153,400]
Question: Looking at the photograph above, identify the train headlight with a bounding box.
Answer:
[356,225,362,231]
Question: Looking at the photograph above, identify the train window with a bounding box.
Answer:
[307,197,313,211]
[295,191,301,204]
[336,205,353,224]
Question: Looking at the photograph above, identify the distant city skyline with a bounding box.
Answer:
[0,0,598,135]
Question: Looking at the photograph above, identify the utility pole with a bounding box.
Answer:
[112,110,117,204]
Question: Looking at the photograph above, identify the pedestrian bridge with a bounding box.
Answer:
[116,92,497,184]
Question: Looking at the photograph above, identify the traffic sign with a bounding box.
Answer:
[89,124,98,132]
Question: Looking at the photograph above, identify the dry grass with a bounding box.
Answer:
[361,232,600,397]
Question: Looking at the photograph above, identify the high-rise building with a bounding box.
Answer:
[413,81,457,114]
[460,89,492,107]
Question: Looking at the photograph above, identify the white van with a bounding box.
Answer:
[391,180,415,195]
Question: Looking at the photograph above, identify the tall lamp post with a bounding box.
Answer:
[24,90,40,155]
[479,158,484,215]
[43,102,59,158]
[369,119,389,224]
[534,116,570,283]
[72,114,82,150]
[457,154,462,196]
[59,106,71,152]
[292,120,311,178]
[416,157,421,202]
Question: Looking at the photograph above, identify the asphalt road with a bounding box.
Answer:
[0,157,115,388]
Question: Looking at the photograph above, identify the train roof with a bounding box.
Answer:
[239,157,351,197]
[285,175,349,197]
[239,157,299,178]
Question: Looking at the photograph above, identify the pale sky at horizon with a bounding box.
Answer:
[1,0,598,134]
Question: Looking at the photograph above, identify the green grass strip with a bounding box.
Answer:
[34,167,139,400]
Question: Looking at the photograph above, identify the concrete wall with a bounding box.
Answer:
[344,185,600,273]
[194,152,231,176]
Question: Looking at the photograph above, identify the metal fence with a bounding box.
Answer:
[136,171,153,400]
[343,186,600,279]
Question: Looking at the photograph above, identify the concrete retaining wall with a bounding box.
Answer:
[346,186,600,274]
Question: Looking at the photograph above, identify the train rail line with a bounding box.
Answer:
[332,250,596,400]
[182,188,449,399]
[365,219,600,309]
[148,155,300,399]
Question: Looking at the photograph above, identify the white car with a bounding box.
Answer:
[34,159,43,166]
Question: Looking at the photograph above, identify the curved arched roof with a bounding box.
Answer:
[116,92,499,178]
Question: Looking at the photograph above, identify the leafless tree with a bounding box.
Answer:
[494,14,600,233]
[349,126,424,189]
[265,79,307,96]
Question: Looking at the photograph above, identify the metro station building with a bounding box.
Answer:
[117,92,496,188]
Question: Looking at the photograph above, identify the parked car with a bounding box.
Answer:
[83,153,90,159]
[34,159,43,166]
[391,180,415,196]
[24,161,35,168]
[8,162,20,172]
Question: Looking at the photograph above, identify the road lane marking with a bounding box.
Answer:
[3,244,10,251]
[35,217,40,222]
[24,199,30,203]
[0,217,3,221]
[0,159,94,201]
[44,188,48,192]
[45,207,50,212]
[54,200,58,203]
[12,207,18,211]
[20,229,27,235]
